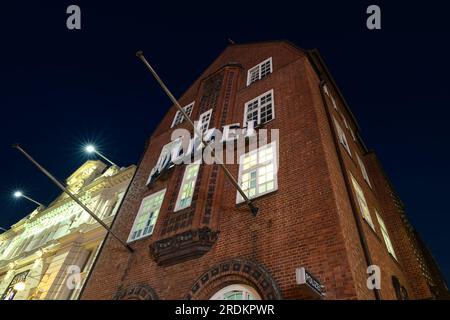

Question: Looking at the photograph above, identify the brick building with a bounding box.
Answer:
[80,41,448,300]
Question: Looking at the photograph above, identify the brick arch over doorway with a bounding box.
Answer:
[113,283,159,300]
[185,259,282,300]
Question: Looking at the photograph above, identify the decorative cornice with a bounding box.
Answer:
[149,227,219,266]
[185,259,283,300]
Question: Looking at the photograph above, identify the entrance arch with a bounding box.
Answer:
[185,259,282,300]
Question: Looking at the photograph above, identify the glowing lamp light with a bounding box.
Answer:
[85,145,96,153]
[13,282,26,292]
[13,191,23,198]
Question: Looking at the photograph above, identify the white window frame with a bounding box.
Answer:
[331,95,338,110]
[342,115,349,129]
[333,116,351,157]
[349,127,356,141]
[174,162,201,212]
[350,174,374,229]
[171,102,194,128]
[236,141,278,203]
[376,211,397,260]
[357,154,371,188]
[196,109,213,135]
[323,84,330,96]
[247,57,273,86]
[210,284,261,300]
[243,89,275,127]
[128,189,166,242]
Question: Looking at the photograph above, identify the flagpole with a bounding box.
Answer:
[136,51,258,216]
[12,144,133,252]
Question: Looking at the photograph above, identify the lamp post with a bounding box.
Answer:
[13,191,45,207]
[84,145,118,167]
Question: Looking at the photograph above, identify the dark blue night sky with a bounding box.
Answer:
[1,1,449,282]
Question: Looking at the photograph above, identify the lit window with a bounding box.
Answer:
[356,154,371,188]
[244,90,275,127]
[237,142,278,203]
[350,174,374,229]
[171,102,194,128]
[175,163,200,211]
[128,189,166,242]
[333,117,351,156]
[210,284,261,300]
[247,57,272,86]
[197,109,213,135]
[376,211,397,260]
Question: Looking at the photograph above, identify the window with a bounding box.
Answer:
[392,276,408,300]
[333,117,351,156]
[350,174,374,229]
[342,115,349,129]
[171,102,194,128]
[331,95,338,110]
[244,90,275,127]
[1,271,29,300]
[356,154,371,187]
[210,284,261,300]
[237,142,278,203]
[175,163,200,211]
[376,211,397,259]
[197,109,212,135]
[349,127,356,141]
[128,189,166,242]
[247,57,272,86]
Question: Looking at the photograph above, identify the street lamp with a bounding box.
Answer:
[84,144,118,167]
[13,144,132,252]
[13,282,26,292]
[13,190,45,207]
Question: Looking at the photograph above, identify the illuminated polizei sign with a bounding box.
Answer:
[146,120,259,186]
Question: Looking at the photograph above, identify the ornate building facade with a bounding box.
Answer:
[0,160,135,300]
[81,41,448,300]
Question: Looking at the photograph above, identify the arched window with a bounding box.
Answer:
[392,276,408,300]
[210,284,261,300]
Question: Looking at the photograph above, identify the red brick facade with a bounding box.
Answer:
[80,41,446,300]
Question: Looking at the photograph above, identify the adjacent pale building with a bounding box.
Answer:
[0,160,135,300]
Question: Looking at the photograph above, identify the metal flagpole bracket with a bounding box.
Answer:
[12,143,133,252]
[136,51,259,216]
